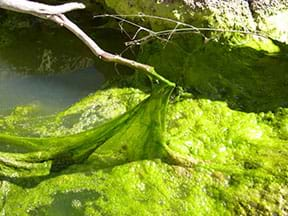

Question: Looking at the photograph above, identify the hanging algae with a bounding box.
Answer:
[0,82,178,178]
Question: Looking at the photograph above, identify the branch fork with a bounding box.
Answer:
[0,0,174,86]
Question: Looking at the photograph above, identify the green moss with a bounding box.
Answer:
[101,0,256,35]
[103,0,186,30]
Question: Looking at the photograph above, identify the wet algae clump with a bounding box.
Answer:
[0,82,183,178]
[1,13,288,216]
[0,37,288,215]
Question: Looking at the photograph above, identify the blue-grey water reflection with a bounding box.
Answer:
[0,62,104,114]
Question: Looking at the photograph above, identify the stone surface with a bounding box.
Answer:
[250,0,288,42]
[96,0,288,43]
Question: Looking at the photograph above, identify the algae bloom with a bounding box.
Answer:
[0,2,288,215]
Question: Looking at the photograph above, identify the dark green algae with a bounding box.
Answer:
[0,36,288,216]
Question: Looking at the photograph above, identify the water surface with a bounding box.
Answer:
[0,26,130,115]
[0,61,104,114]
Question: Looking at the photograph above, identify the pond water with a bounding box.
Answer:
[0,25,130,115]
[0,60,104,114]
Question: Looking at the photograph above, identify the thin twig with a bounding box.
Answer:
[94,13,269,46]
[0,0,175,87]
[95,14,170,44]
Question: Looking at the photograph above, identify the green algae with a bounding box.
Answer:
[0,88,147,137]
[138,34,288,113]
[1,5,288,215]
[1,73,287,215]
[165,98,288,215]
[1,97,287,214]
[0,83,176,178]
[0,160,235,215]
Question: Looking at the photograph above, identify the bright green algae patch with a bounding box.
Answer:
[0,88,147,137]
[0,160,236,215]
[1,31,288,216]
[0,83,176,178]
[0,76,287,215]
[167,99,288,213]
[0,99,287,215]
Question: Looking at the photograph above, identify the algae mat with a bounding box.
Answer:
[0,39,288,215]
[0,85,288,215]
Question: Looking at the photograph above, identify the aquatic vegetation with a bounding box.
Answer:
[1,82,287,214]
[0,1,288,215]
[0,83,176,177]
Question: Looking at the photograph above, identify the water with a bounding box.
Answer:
[0,26,130,115]
[0,60,104,114]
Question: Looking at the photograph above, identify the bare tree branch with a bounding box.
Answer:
[0,0,85,16]
[0,0,175,86]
